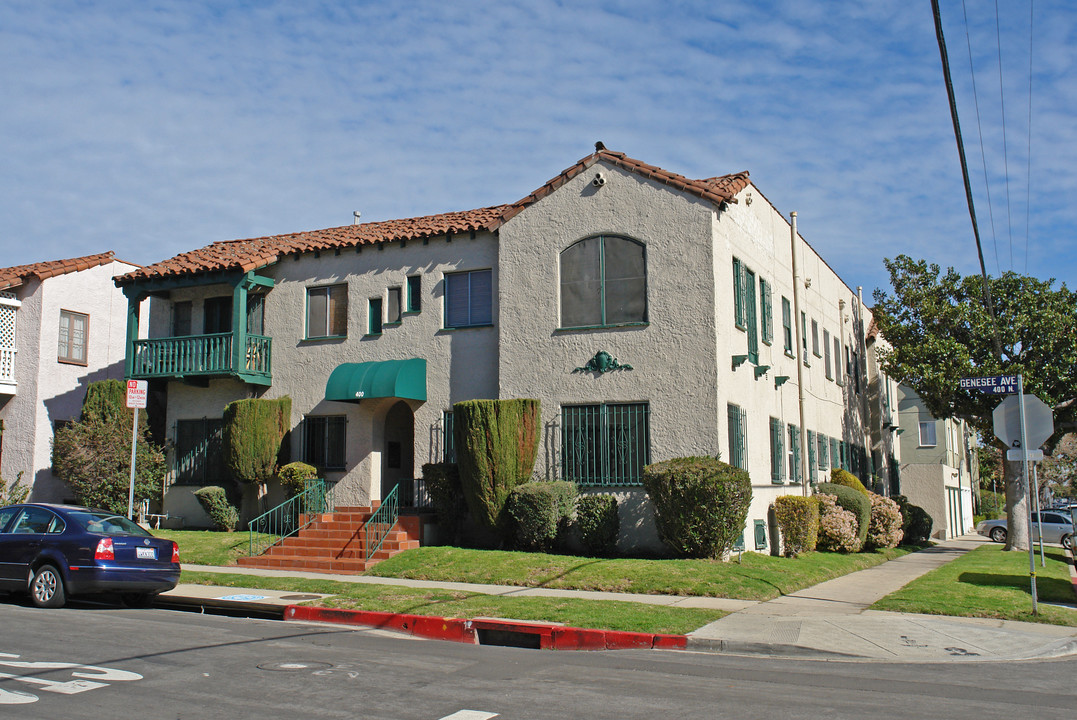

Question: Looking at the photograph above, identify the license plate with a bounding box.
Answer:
[136,547,157,560]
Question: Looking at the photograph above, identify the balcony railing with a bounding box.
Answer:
[0,346,15,390]
[130,333,271,384]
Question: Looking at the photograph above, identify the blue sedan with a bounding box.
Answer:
[0,503,180,608]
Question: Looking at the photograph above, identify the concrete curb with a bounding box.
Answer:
[684,636,863,659]
[283,605,687,651]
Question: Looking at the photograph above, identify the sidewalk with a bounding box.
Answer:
[162,534,1077,661]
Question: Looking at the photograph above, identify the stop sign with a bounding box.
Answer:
[993,394,1054,448]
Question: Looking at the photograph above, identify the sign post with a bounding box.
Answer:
[125,380,148,521]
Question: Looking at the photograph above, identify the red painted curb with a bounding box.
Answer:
[283,605,687,651]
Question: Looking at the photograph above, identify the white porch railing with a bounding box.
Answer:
[0,346,15,389]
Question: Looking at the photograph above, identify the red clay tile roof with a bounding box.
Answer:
[0,252,120,292]
[492,149,751,228]
[117,149,752,286]
[115,206,509,286]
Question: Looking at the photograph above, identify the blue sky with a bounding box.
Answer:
[1,1,1073,296]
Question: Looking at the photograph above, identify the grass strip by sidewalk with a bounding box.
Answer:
[179,570,725,634]
[872,544,1077,626]
[360,545,912,601]
[160,529,912,601]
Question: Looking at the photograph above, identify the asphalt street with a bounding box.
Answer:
[1,599,1075,720]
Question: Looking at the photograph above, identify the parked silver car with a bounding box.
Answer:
[976,511,1074,548]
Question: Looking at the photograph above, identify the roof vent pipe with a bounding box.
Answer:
[353,211,362,225]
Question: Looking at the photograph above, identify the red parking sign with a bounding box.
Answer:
[126,379,148,409]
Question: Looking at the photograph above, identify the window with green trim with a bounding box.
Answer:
[801,312,809,366]
[562,403,649,486]
[782,296,793,355]
[824,329,833,380]
[770,416,785,484]
[306,284,348,339]
[445,269,492,328]
[807,429,817,482]
[368,297,383,335]
[442,410,455,463]
[788,424,802,483]
[760,278,773,345]
[560,235,647,328]
[818,433,829,472]
[302,415,346,471]
[733,258,759,363]
[811,318,821,357]
[727,403,748,470]
[406,275,422,313]
[831,437,841,470]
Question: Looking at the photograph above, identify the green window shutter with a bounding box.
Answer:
[754,519,768,551]
[831,438,840,471]
[770,417,784,484]
[745,270,758,363]
[818,434,829,471]
[368,298,383,335]
[727,403,747,470]
[733,258,745,329]
[781,297,793,353]
[807,430,817,483]
[760,278,773,345]
[801,312,809,365]
[442,410,455,463]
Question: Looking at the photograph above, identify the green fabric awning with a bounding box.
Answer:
[324,358,427,403]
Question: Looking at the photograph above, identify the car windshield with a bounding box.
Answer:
[68,510,152,537]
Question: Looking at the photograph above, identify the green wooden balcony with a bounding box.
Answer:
[130,333,272,385]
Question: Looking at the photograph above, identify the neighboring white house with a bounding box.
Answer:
[115,147,896,552]
[0,252,145,501]
[896,382,977,539]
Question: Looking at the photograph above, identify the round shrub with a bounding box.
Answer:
[577,494,620,556]
[507,481,577,552]
[278,461,318,497]
[642,456,752,559]
[816,494,859,552]
[866,493,904,549]
[893,495,934,543]
[829,468,869,496]
[422,462,466,546]
[193,485,239,532]
[817,482,870,550]
[774,494,819,557]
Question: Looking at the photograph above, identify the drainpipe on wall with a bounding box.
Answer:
[790,212,809,496]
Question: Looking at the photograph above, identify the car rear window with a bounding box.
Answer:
[68,510,153,537]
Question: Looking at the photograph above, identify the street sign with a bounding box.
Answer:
[993,394,1054,448]
[960,374,1019,394]
[1007,448,1044,462]
[125,379,148,409]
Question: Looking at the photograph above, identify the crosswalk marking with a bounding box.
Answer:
[438,711,499,720]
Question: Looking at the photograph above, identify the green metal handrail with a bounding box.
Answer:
[248,479,334,557]
[362,484,399,561]
[131,332,272,379]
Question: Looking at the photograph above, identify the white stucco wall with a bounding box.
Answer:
[0,259,143,501]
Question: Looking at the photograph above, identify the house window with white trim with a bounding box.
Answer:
[58,310,88,365]
[919,420,937,448]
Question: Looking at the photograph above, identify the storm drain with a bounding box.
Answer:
[476,627,543,649]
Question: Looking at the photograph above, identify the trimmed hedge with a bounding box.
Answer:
[422,462,466,546]
[507,481,577,552]
[642,456,752,559]
[223,397,291,485]
[577,494,620,556]
[893,495,934,543]
[817,482,870,550]
[829,468,870,496]
[193,486,239,531]
[278,461,318,497]
[454,399,540,535]
[773,495,819,557]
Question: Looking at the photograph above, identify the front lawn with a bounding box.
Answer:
[872,544,1077,626]
[156,529,273,567]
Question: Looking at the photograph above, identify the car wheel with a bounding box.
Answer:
[121,593,156,609]
[990,527,1007,543]
[30,565,66,608]
[1063,534,1073,550]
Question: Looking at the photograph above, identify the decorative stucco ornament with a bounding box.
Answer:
[574,350,632,374]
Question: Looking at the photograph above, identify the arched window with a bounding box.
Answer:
[559,235,647,328]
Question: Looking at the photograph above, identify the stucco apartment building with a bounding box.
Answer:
[896,383,977,539]
[0,253,143,501]
[115,147,897,552]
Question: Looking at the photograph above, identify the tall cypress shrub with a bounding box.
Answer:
[453,398,540,534]
[80,379,131,425]
[222,396,291,485]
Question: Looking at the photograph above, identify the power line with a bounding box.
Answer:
[961,0,1001,276]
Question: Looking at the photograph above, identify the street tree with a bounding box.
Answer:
[872,256,1077,551]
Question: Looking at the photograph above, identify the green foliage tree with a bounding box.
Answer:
[222,397,291,486]
[278,461,318,498]
[453,399,540,536]
[52,381,165,513]
[642,456,752,559]
[872,256,1077,551]
[1041,434,1077,501]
